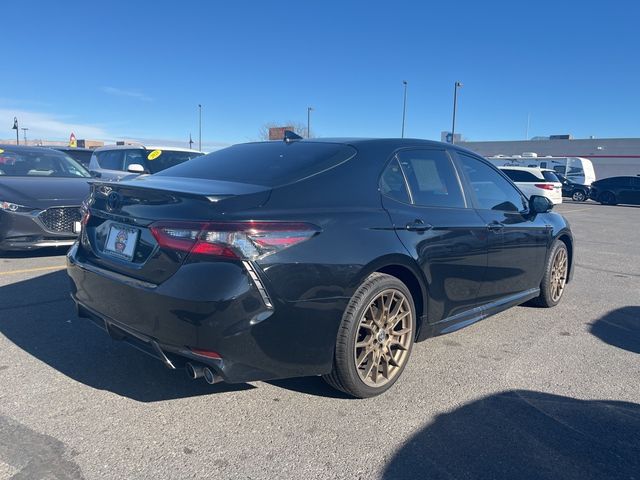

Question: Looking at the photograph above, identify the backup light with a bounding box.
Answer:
[150,221,319,260]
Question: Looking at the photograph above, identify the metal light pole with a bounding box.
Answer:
[12,117,19,145]
[451,81,463,144]
[401,81,408,138]
[198,104,202,151]
[21,128,28,146]
[307,107,314,138]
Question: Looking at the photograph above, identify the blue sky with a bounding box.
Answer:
[2,1,639,148]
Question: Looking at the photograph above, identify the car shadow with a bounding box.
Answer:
[589,306,640,354]
[383,390,640,480]
[0,246,70,259]
[0,270,254,402]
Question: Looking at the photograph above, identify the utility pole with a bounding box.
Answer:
[12,117,19,145]
[526,113,531,140]
[198,104,202,151]
[401,81,408,138]
[307,107,314,138]
[189,133,194,150]
[21,127,28,146]
[451,81,463,144]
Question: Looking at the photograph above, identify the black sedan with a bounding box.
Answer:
[67,138,574,398]
[556,173,591,202]
[589,176,640,205]
[0,145,92,251]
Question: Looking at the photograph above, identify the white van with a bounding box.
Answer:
[488,153,596,185]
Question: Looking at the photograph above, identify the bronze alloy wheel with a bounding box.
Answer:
[550,246,568,302]
[354,289,414,387]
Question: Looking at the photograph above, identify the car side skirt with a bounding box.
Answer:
[417,288,540,341]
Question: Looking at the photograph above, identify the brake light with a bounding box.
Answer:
[150,221,319,260]
[534,183,554,190]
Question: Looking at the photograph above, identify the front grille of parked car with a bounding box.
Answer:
[38,207,81,233]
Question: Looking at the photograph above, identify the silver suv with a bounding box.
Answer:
[88,145,203,181]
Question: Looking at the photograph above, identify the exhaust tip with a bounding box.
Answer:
[185,362,204,380]
[203,367,222,385]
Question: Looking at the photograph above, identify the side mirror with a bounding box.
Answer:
[127,163,145,174]
[89,170,101,178]
[529,195,553,214]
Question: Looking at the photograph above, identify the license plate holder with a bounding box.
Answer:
[104,224,139,261]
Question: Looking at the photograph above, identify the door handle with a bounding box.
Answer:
[406,220,433,232]
[487,221,504,232]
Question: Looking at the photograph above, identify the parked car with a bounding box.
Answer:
[589,176,640,205]
[0,145,92,251]
[88,145,203,181]
[499,166,563,204]
[67,138,574,398]
[48,146,94,168]
[556,173,591,202]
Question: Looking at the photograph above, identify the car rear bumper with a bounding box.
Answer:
[66,244,346,383]
[0,210,78,250]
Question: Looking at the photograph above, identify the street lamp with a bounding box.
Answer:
[12,117,19,145]
[451,81,463,144]
[198,104,202,152]
[307,107,314,138]
[21,128,28,146]
[401,81,408,138]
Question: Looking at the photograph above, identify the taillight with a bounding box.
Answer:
[149,221,319,260]
[534,183,554,190]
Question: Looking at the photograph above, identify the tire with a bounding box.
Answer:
[599,191,617,205]
[530,240,569,308]
[571,190,586,202]
[322,273,416,398]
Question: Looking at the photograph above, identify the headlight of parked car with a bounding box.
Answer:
[0,201,33,213]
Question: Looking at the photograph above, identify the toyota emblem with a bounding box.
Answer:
[106,191,122,211]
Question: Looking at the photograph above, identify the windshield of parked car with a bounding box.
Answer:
[142,149,203,174]
[157,141,357,187]
[0,149,91,177]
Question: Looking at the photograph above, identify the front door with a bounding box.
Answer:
[453,151,551,305]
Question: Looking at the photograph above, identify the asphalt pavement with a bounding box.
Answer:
[0,201,638,479]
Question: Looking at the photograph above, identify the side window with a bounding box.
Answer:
[380,157,411,203]
[123,150,147,171]
[97,150,124,170]
[456,153,526,212]
[502,170,539,182]
[396,149,465,208]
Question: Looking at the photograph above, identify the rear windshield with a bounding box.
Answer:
[62,149,93,167]
[541,171,560,182]
[157,142,357,187]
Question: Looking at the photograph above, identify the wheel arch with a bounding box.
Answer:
[353,254,428,341]
[556,231,574,283]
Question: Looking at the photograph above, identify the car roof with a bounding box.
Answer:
[498,166,545,173]
[48,146,94,152]
[0,144,68,155]
[93,144,202,153]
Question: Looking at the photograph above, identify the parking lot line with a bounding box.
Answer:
[0,265,66,276]
[558,207,592,213]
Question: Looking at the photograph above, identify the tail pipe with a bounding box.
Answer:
[185,362,205,380]
[203,367,223,385]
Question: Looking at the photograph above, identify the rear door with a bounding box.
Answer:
[380,148,488,322]
[453,152,550,303]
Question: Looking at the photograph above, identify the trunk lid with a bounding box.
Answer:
[80,176,271,283]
